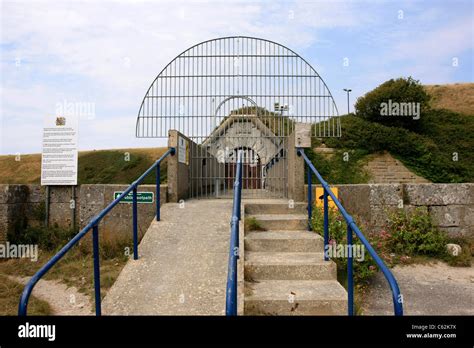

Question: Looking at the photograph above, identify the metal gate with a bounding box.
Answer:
[136,36,340,198]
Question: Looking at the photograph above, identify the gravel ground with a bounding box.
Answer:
[11,276,93,315]
[361,262,474,315]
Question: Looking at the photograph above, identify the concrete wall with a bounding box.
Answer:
[168,130,190,202]
[0,184,168,243]
[189,139,225,198]
[168,129,225,200]
[305,183,473,238]
[287,131,305,201]
[265,155,287,196]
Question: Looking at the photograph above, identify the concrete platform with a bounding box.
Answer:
[248,214,308,230]
[245,252,336,280]
[102,199,233,315]
[245,230,324,252]
[245,280,347,315]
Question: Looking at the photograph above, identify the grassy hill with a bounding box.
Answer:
[1,82,472,185]
[425,83,474,115]
[314,82,474,184]
[0,148,168,185]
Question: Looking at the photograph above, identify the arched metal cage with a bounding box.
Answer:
[136,36,340,198]
[136,36,340,140]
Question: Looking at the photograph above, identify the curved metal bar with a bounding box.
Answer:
[135,35,340,137]
[18,148,175,316]
[214,95,259,117]
[297,148,403,316]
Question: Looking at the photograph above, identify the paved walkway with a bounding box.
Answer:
[102,199,233,315]
[362,262,474,315]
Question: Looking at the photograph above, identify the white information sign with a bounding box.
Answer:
[178,136,189,165]
[41,115,79,185]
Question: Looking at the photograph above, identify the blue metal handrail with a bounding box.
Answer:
[297,148,403,316]
[225,151,243,316]
[18,147,176,316]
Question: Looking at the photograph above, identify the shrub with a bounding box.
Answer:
[324,115,473,183]
[305,145,370,184]
[8,225,77,252]
[311,206,377,285]
[385,208,447,256]
[355,77,430,131]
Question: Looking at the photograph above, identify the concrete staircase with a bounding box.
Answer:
[243,202,347,315]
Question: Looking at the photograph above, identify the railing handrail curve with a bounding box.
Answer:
[18,147,175,316]
[297,148,403,316]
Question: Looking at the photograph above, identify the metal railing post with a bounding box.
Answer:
[133,187,138,260]
[296,148,403,316]
[307,164,312,231]
[18,148,176,316]
[225,218,239,316]
[347,224,354,316]
[156,165,160,221]
[92,225,101,316]
[323,188,329,261]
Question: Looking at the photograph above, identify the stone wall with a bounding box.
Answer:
[0,184,168,243]
[305,183,473,238]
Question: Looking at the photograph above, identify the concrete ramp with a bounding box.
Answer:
[102,199,232,315]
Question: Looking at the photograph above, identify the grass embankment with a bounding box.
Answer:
[311,82,474,184]
[0,147,168,184]
[425,83,474,115]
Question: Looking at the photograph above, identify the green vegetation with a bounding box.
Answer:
[385,208,447,256]
[311,207,377,285]
[245,217,265,231]
[0,147,168,185]
[319,77,473,183]
[323,112,473,183]
[370,208,472,267]
[8,225,77,251]
[312,205,471,312]
[307,78,474,184]
[305,146,370,184]
[355,77,431,131]
[0,225,131,313]
[79,149,167,184]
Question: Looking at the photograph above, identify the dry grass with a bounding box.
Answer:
[0,274,52,315]
[425,83,474,115]
[0,241,129,311]
[0,147,167,184]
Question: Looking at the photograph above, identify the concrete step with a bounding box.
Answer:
[245,203,307,215]
[245,251,336,281]
[245,230,324,252]
[248,214,307,231]
[244,280,347,315]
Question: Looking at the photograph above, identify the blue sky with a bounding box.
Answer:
[1,0,473,154]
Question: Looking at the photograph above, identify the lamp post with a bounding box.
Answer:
[343,88,352,115]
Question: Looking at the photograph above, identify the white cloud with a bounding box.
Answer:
[0,0,472,154]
